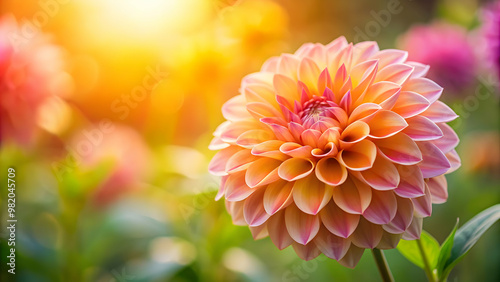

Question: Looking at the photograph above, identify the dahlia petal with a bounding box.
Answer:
[288,122,305,141]
[251,140,287,160]
[249,223,269,240]
[314,226,351,260]
[226,149,258,173]
[236,129,274,149]
[208,146,242,176]
[431,123,459,153]
[352,41,379,65]
[226,200,246,226]
[329,106,349,128]
[402,216,423,240]
[295,43,314,57]
[293,174,333,215]
[215,175,228,201]
[366,110,408,139]
[375,133,423,165]
[348,103,381,123]
[339,90,353,113]
[338,140,377,171]
[278,158,315,181]
[243,83,277,107]
[220,120,263,143]
[370,49,408,68]
[328,43,353,76]
[317,68,333,96]
[311,142,338,157]
[350,217,384,249]
[274,74,300,103]
[350,60,379,102]
[243,188,270,226]
[301,129,322,148]
[292,242,321,261]
[225,171,256,201]
[304,44,327,68]
[357,156,400,190]
[406,61,430,78]
[363,190,397,225]
[392,91,430,118]
[420,101,458,123]
[403,116,443,141]
[279,142,313,158]
[361,81,401,110]
[261,56,279,72]
[318,127,341,148]
[374,63,414,85]
[338,245,365,268]
[417,142,451,178]
[209,136,230,150]
[402,78,442,104]
[277,54,300,80]
[246,102,282,119]
[245,158,282,188]
[266,123,295,142]
[267,210,294,249]
[285,204,320,245]
[316,157,348,186]
[222,95,252,121]
[426,175,448,204]
[383,197,414,234]
[298,57,321,93]
[445,149,461,174]
[320,201,360,238]
[411,184,432,217]
[332,64,348,100]
[333,176,372,214]
[394,165,425,198]
[376,232,403,249]
[326,36,349,54]
[340,120,369,147]
[242,72,274,87]
[263,180,294,215]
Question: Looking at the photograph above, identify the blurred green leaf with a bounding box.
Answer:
[440,204,500,281]
[397,231,440,269]
[436,219,459,279]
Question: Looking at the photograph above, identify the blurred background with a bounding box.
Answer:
[0,0,498,281]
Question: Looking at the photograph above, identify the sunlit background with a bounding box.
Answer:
[0,0,499,281]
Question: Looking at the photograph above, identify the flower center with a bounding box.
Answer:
[299,96,330,122]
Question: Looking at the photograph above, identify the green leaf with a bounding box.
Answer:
[436,219,459,279]
[440,204,500,280]
[397,231,440,269]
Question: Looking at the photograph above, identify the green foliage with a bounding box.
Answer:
[398,205,500,281]
[397,231,440,270]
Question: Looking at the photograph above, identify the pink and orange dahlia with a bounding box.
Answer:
[208,37,460,267]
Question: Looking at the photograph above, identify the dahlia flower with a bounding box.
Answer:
[209,37,460,267]
[0,14,70,146]
[397,22,475,95]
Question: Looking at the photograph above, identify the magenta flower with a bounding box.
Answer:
[398,22,476,95]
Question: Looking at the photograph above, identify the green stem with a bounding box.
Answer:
[371,248,395,282]
[416,238,436,282]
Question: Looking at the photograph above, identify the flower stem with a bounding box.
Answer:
[416,238,436,282]
[371,248,395,282]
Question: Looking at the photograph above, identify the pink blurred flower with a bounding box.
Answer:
[0,14,70,146]
[71,125,151,207]
[479,1,500,81]
[209,37,460,267]
[398,22,476,95]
